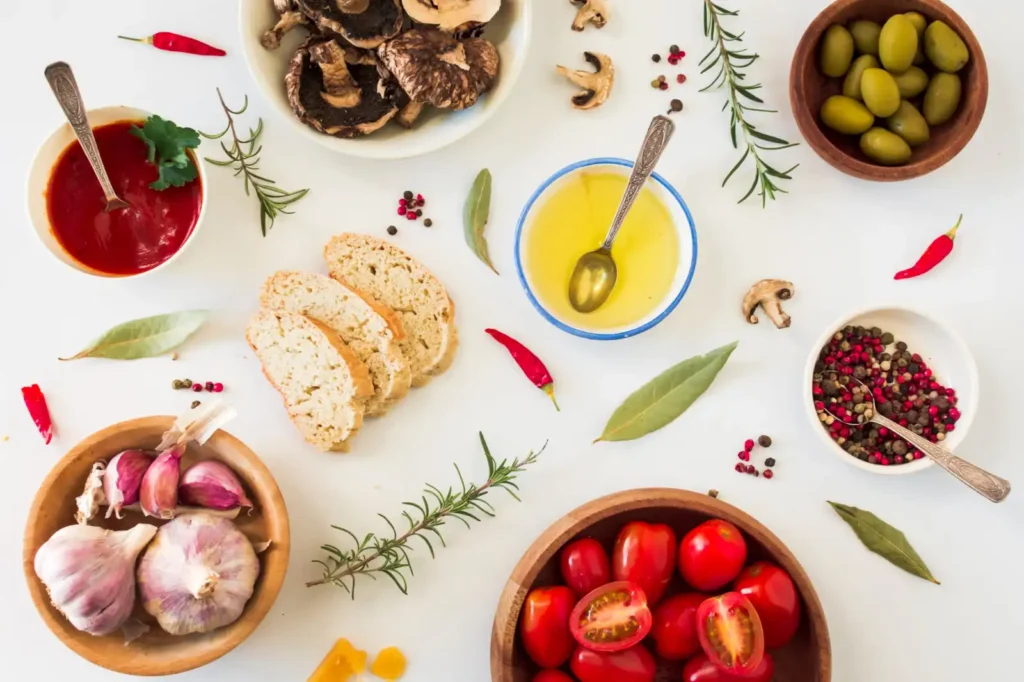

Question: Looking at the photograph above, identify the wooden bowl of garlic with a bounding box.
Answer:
[22,407,289,676]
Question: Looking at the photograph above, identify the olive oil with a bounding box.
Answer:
[524,170,680,331]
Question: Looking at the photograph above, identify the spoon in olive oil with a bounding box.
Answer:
[568,115,675,313]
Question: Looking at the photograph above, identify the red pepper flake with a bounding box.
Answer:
[484,328,559,411]
[118,32,226,57]
[21,384,54,444]
[894,215,962,280]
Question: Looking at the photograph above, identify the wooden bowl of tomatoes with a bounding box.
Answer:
[490,488,831,682]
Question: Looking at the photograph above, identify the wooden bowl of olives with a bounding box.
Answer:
[790,0,987,181]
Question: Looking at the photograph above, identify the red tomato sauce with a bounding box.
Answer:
[45,120,202,275]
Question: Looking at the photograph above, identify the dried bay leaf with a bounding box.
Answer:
[594,341,738,443]
[828,501,940,584]
[463,168,498,274]
[60,310,209,361]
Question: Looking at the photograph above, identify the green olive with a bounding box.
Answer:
[843,54,880,100]
[925,20,970,73]
[923,72,962,125]
[820,24,855,77]
[860,68,901,117]
[860,127,913,165]
[820,95,875,135]
[903,11,928,37]
[886,100,931,147]
[879,14,919,73]
[849,20,882,55]
[892,66,930,98]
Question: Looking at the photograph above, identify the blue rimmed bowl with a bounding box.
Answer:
[514,158,697,340]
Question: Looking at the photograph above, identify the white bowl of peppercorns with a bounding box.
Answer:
[804,306,978,475]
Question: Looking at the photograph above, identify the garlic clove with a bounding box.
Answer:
[104,449,155,519]
[139,448,183,519]
[75,461,107,525]
[178,460,254,511]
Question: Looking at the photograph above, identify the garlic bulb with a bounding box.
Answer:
[137,513,259,635]
[104,449,154,519]
[34,524,157,636]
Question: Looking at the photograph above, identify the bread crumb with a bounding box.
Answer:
[171,352,179,361]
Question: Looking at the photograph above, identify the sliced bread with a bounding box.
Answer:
[260,271,411,417]
[245,309,373,452]
[324,233,458,387]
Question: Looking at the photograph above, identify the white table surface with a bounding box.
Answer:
[2,0,1023,679]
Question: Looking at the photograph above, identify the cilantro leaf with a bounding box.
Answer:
[130,115,201,191]
[150,160,198,191]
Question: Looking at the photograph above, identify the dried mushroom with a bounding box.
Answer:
[742,279,795,329]
[297,0,405,48]
[378,28,499,109]
[402,0,501,38]
[286,36,399,137]
[396,101,427,128]
[570,0,609,31]
[556,52,614,110]
[262,0,310,50]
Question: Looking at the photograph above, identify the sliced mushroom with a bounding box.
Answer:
[396,101,427,128]
[556,52,614,110]
[402,0,501,37]
[297,0,404,48]
[378,28,499,110]
[286,36,399,137]
[570,0,609,31]
[742,279,795,329]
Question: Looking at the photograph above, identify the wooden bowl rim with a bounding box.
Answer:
[22,416,290,676]
[490,488,832,681]
[789,0,989,182]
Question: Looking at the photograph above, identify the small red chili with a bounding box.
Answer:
[894,215,962,280]
[485,328,559,411]
[117,32,226,57]
[21,384,54,444]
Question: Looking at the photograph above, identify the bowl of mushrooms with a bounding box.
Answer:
[240,0,533,159]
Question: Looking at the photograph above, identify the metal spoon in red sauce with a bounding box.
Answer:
[45,120,202,276]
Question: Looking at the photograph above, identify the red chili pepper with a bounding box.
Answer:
[485,329,560,411]
[21,384,54,444]
[118,32,226,57]
[895,215,962,280]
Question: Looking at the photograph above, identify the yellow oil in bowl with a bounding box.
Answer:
[523,170,680,331]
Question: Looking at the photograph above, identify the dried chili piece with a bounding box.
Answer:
[485,329,560,411]
[21,384,54,444]
[118,33,226,57]
[895,215,962,280]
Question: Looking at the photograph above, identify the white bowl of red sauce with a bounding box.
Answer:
[27,106,207,278]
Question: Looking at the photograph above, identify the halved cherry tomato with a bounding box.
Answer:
[570,643,656,682]
[679,519,747,591]
[696,592,765,676]
[612,521,677,604]
[569,581,652,652]
[650,592,705,660]
[735,560,802,648]
[560,538,612,597]
[682,652,775,682]
[521,586,576,668]
[533,671,576,682]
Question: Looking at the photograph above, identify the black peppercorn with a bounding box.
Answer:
[191,400,201,409]
[183,379,193,388]
[896,341,908,351]
[670,44,680,54]
[415,209,423,217]
[387,225,398,236]
[764,457,776,467]
[172,379,183,390]
[881,332,894,345]
[652,54,661,63]
[893,441,908,456]
[758,435,772,448]
[403,190,414,201]
[669,99,683,113]
[908,363,920,374]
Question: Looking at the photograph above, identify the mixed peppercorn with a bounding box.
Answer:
[733,435,775,478]
[172,379,224,393]
[650,45,687,115]
[388,191,433,236]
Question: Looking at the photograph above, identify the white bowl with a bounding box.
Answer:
[26,106,208,279]
[803,306,979,475]
[238,0,532,159]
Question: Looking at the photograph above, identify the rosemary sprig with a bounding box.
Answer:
[199,89,308,236]
[700,0,798,206]
[307,432,545,596]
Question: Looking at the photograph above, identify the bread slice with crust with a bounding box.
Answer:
[260,271,411,417]
[245,309,373,452]
[324,233,458,387]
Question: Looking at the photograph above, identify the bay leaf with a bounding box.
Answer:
[594,341,738,443]
[59,310,209,361]
[463,168,498,275]
[828,501,940,584]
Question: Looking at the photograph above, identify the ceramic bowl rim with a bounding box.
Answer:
[513,157,698,341]
[802,305,980,475]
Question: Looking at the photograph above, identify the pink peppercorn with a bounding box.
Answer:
[928,405,939,417]
[744,439,755,451]
[416,194,424,204]
[213,383,224,393]
[763,469,774,479]
[948,407,961,420]
[946,423,956,432]
[191,384,202,393]
[398,206,407,216]
[399,198,407,207]
[735,463,745,473]
[406,212,417,221]
[738,451,749,461]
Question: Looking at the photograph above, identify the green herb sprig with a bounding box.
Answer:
[307,433,545,596]
[701,0,798,206]
[130,116,200,191]
[200,89,308,236]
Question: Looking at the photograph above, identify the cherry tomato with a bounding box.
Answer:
[533,671,576,682]
[612,521,677,604]
[649,592,705,660]
[560,538,612,597]
[570,644,656,682]
[678,519,747,591]
[696,592,765,676]
[568,581,652,652]
[520,586,576,668]
[734,561,802,648]
[682,652,775,682]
